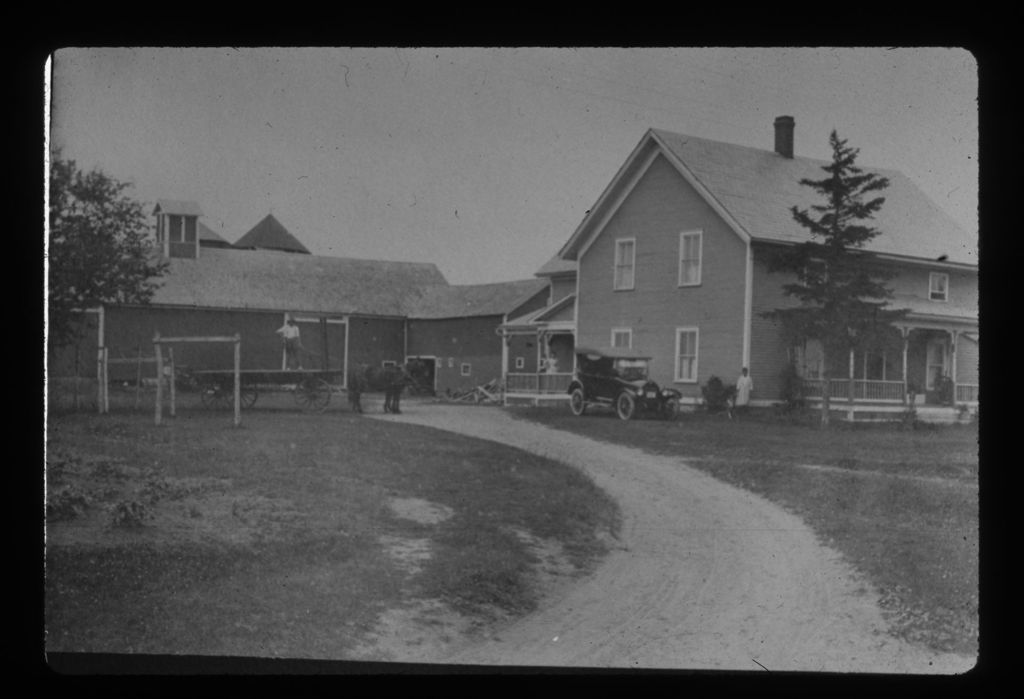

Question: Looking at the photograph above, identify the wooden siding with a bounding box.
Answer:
[956,335,978,385]
[549,275,577,304]
[346,317,406,373]
[407,315,504,392]
[507,334,540,373]
[576,153,747,397]
[751,243,978,402]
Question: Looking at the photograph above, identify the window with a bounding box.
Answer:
[514,356,525,370]
[611,328,632,349]
[795,340,824,379]
[929,272,949,302]
[613,238,636,290]
[678,230,702,286]
[382,360,397,369]
[461,363,472,377]
[674,328,699,383]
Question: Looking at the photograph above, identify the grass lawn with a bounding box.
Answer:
[44,394,620,660]
[509,405,979,656]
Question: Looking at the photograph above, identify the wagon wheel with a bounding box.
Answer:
[240,387,259,409]
[293,377,332,412]
[570,388,587,416]
[199,381,231,409]
[616,391,636,421]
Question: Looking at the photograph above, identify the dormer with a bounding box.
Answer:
[154,200,204,259]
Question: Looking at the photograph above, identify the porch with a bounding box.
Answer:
[498,293,576,406]
[794,320,978,416]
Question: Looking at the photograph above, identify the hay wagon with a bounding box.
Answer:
[189,369,344,412]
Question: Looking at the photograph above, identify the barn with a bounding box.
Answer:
[49,201,547,402]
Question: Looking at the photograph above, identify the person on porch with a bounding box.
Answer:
[734,367,753,414]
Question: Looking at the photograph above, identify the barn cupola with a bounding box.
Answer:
[153,199,204,259]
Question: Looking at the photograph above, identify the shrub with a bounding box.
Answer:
[778,362,805,412]
[109,499,154,529]
[701,376,737,414]
[47,486,91,522]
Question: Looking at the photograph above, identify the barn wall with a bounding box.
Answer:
[346,316,407,374]
[407,315,504,392]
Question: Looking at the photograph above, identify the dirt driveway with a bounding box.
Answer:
[368,402,974,673]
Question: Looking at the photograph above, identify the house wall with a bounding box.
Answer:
[751,243,979,401]
[575,153,748,398]
[957,335,978,385]
[549,275,577,304]
[407,315,504,392]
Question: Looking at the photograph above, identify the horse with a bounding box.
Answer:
[349,362,414,414]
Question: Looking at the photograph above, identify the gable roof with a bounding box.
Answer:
[504,293,576,330]
[535,254,577,277]
[154,199,203,217]
[562,129,976,267]
[197,221,232,247]
[149,247,447,316]
[407,278,549,319]
[234,213,311,254]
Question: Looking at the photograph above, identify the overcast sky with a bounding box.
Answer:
[48,47,977,286]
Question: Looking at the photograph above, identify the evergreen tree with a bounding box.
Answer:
[47,152,168,348]
[764,131,906,426]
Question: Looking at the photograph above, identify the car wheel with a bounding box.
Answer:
[663,397,680,420]
[616,391,636,421]
[570,388,586,416]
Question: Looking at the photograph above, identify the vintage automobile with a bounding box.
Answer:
[567,346,682,420]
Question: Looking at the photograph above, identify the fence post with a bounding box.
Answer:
[169,347,176,418]
[97,347,105,414]
[233,334,241,427]
[135,344,143,409]
[154,333,163,426]
[103,347,110,414]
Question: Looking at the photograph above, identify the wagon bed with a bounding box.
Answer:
[189,368,345,412]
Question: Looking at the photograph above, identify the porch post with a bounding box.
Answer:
[950,329,959,407]
[847,347,855,421]
[901,327,910,405]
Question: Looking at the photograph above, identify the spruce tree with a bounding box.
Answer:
[765,131,907,426]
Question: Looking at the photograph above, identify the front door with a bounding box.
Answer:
[925,338,949,404]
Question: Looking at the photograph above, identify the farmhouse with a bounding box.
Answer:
[502,118,978,419]
[52,202,546,398]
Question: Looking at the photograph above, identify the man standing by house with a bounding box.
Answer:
[735,367,753,414]
[276,316,303,370]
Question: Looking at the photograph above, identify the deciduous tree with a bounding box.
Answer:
[47,153,167,347]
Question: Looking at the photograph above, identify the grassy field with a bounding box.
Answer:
[509,405,979,656]
[44,393,621,660]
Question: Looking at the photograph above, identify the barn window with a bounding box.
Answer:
[514,356,525,369]
[613,238,636,290]
[382,360,397,369]
[461,363,471,376]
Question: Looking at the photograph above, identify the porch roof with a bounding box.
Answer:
[501,294,576,331]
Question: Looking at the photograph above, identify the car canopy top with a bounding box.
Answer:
[574,346,652,361]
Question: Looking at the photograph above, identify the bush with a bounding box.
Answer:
[47,486,91,522]
[109,499,154,529]
[701,376,737,413]
[778,362,805,412]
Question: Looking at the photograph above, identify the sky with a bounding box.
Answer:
[47,47,978,286]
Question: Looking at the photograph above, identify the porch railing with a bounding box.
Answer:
[801,378,905,402]
[955,384,979,403]
[506,372,573,394]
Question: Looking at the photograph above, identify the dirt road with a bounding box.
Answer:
[368,403,974,673]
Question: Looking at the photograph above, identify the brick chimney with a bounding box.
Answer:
[774,115,795,159]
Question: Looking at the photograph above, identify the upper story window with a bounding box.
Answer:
[611,328,633,349]
[674,327,699,383]
[613,238,636,290]
[678,230,703,286]
[929,272,949,302]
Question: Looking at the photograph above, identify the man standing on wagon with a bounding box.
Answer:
[276,316,303,370]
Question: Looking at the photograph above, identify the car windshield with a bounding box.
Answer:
[614,358,648,382]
